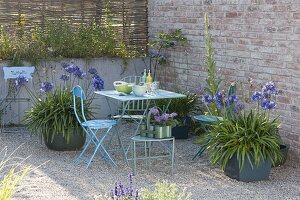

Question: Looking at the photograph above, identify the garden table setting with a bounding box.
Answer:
[95,79,186,174]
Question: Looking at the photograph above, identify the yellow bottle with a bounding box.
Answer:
[146,70,153,83]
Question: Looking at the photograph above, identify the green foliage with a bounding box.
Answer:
[204,14,222,115]
[0,147,31,200]
[140,180,191,200]
[147,29,187,80]
[95,180,191,200]
[0,17,138,66]
[206,110,282,171]
[151,90,199,119]
[23,88,92,143]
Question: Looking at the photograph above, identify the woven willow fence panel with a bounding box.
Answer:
[0,0,148,49]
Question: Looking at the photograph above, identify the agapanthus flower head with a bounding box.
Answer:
[92,76,104,91]
[15,76,29,88]
[88,68,98,75]
[40,82,54,93]
[149,51,159,58]
[262,81,277,97]
[228,94,239,103]
[60,74,70,81]
[214,90,226,109]
[261,99,276,110]
[202,94,213,103]
[73,68,86,79]
[252,91,263,101]
[64,64,76,73]
[234,101,245,113]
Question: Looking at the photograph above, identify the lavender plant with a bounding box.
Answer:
[95,174,139,200]
[147,107,178,128]
[18,62,104,143]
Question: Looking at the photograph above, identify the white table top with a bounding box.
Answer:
[95,89,186,101]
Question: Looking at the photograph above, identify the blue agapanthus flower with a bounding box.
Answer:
[73,68,86,79]
[15,76,29,88]
[262,81,277,97]
[64,64,80,74]
[252,91,263,101]
[261,99,276,110]
[88,68,98,75]
[60,74,70,81]
[92,75,104,91]
[234,101,245,113]
[214,90,226,109]
[40,82,54,93]
[202,94,213,103]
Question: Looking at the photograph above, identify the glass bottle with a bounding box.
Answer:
[141,69,146,83]
[146,70,153,83]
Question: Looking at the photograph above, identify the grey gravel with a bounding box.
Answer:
[0,123,299,200]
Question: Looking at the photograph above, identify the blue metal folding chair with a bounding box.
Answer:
[72,85,117,168]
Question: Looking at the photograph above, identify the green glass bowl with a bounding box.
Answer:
[113,81,133,94]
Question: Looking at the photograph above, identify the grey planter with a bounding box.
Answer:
[224,154,272,182]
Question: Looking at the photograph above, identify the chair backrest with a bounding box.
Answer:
[3,66,35,80]
[120,76,147,114]
[121,76,142,84]
[72,85,87,124]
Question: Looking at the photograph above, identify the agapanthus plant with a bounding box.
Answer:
[202,82,245,117]
[15,62,105,143]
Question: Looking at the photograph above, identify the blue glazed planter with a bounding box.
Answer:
[224,154,272,182]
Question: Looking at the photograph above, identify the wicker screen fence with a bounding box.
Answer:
[0,0,148,50]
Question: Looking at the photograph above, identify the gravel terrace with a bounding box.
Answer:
[0,123,299,200]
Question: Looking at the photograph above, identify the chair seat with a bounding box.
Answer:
[112,114,144,120]
[193,115,223,123]
[81,119,116,129]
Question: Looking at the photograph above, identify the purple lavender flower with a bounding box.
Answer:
[170,112,178,118]
[73,68,86,79]
[252,91,263,101]
[92,76,104,91]
[160,113,170,121]
[154,115,161,122]
[135,190,139,200]
[60,74,70,81]
[202,94,213,103]
[40,82,54,93]
[88,68,98,75]
[15,76,29,88]
[150,107,160,115]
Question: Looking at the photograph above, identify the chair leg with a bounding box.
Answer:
[76,136,94,163]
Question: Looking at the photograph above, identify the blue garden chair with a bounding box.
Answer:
[72,85,117,168]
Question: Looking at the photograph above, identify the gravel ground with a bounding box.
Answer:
[0,123,299,200]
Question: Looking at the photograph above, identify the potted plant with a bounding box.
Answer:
[149,91,199,139]
[16,63,104,151]
[139,107,178,139]
[206,110,282,182]
[202,81,284,181]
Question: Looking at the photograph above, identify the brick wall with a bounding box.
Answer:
[148,0,300,161]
